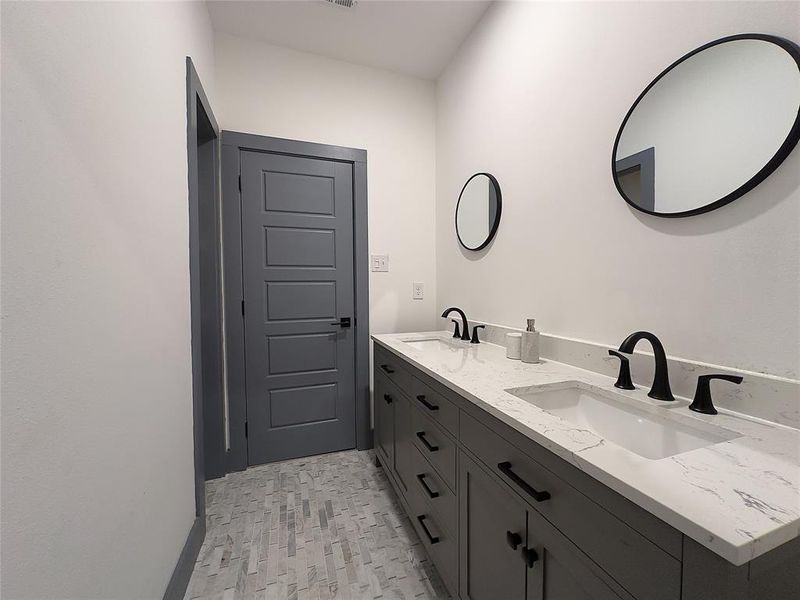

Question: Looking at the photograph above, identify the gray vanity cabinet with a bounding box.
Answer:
[459,451,528,600]
[372,343,800,600]
[393,391,414,493]
[373,371,394,470]
[460,452,626,600]
[374,369,414,495]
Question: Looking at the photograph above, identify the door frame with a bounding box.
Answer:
[221,131,370,471]
[163,57,220,600]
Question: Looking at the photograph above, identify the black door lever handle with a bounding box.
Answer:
[330,317,351,328]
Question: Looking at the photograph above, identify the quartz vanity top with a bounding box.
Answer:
[372,331,800,566]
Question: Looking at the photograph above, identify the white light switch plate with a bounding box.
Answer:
[371,254,389,272]
[412,282,424,300]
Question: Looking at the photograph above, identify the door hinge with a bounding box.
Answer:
[244,421,248,438]
[238,174,241,192]
[241,299,245,316]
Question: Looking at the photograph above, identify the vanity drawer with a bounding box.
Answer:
[409,376,459,436]
[405,474,458,596]
[408,441,458,537]
[374,345,414,392]
[460,411,681,600]
[411,405,457,492]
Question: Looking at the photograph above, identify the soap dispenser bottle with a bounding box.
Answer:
[521,319,540,364]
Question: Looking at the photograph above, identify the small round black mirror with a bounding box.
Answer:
[455,173,502,251]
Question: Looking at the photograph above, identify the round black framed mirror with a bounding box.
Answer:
[612,34,800,218]
[455,173,502,251]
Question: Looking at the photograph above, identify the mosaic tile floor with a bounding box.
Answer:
[184,450,449,600]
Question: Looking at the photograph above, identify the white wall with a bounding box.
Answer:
[436,1,800,379]
[1,1,215,598]
[214,32,438,335]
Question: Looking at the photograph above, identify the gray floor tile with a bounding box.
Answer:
[184,450,448,600]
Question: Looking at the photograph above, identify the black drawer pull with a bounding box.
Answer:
[416,394,440,411]
[522,546,539,567]
[380,364,395,374]
[416,473,440,498]
[416,431,439,452]
[417,515,440,544]
[497,461,551,502]
[383,393,393,404]
[506,531,522,550]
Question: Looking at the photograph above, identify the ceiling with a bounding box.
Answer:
[206,0,491,80]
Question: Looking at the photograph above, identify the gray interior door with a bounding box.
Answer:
[240,150,356,465]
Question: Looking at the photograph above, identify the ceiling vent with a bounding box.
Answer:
[323,0,358,8]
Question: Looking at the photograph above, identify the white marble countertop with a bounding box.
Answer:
[372,331,800,566]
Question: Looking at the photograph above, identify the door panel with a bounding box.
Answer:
[266,332,337,374]
[539,551,594,600]
[241,151,356,465]
[526,501,624,600]
[265,281,336,321]
[460,452,528,600]
[265,226,336,267]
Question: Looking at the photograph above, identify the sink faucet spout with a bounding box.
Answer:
[618,331,675,402]
[441,307,471,341]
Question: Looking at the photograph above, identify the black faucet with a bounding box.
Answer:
[689,374,743,415]
[617,331,675,402]
[608,350,635,390]
[441,307,470,341]
[450,320,462,339]
[470,325,485,344]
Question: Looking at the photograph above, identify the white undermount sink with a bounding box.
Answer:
[404,338,462,351]
[506,384,741,460]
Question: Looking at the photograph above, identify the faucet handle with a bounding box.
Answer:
[608,350,635,390]
[470,324,485,344]
[451,320,461,339]
[689,374,743,415]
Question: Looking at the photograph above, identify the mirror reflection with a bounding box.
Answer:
[614,35,800,217]
[456,173,502,251]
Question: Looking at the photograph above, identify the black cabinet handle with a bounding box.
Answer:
[416,431,439,452]
[416,394,440,411]
[383,393,393,404]
[506,531,522,550]
[417,515,440,544]
[416,473,440,499]
[498,461,551,502]
[522,546,539,567]
[380,364,395,374]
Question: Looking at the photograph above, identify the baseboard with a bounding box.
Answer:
[163,516,205,600]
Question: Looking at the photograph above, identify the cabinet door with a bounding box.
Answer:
[374,373,394,469]
[394,393,413,493]
[526,508,623,600]
[460,452,528,600]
